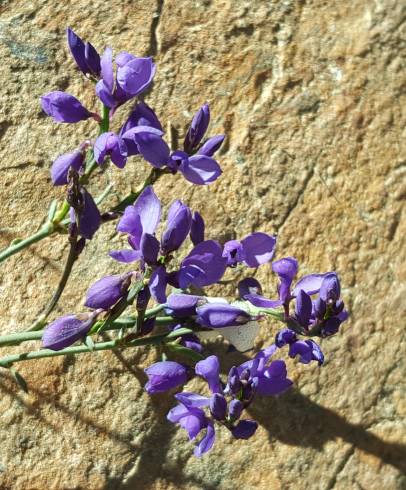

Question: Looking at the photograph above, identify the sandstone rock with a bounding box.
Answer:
[0,0,405,488]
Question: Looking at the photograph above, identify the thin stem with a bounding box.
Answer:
[0,222,54,263]
[0,328,193,368]
[0,315,176,348]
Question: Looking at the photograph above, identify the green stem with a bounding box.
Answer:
[0,328,193,367]
[0,314,176,348]
[0,222,54,262]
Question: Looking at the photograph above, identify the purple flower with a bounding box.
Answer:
[184,103,210,153]
[231,420,258,439]
[223,232,276,268]
[122,126,170,168]
[94,132,128,168]
[210,393,227,421]
[195,356,223,394]
[161,200,192,254]
[84,273,131,310]
[165,293,204,317]
[178,240,228,289]
[275,328,324,365]
[190,211,205,245]
[196,303,252,328]
[41,91,93,123]
[167,400,216,457]
[66,28,101,78]
[198,135,225,157]
[42,313,96,351]
[51,150,85,185]
[119,102,163,156]
[70,188,101,240]
[116,56,156,96]
[167,150,222,185]
[144,361,187,394]
[170,324,203,353]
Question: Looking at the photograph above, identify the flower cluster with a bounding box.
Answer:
[24,28,351,459]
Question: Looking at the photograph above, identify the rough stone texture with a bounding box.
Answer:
[0,0,405,489]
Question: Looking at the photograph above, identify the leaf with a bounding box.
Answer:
[10,368,28,393]
[47,199,58,221]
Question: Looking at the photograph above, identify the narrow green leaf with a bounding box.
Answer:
[165,342,204,362]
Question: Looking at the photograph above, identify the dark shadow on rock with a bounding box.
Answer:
[217,348,406,475]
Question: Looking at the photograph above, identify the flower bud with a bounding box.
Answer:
[231,420,258,440]
[228,399,243,420]
[42,313,95,351]
[41,91,92,123]
[196,303,252,328]
[210,393,227,421]
[144,361,187,394]
[84,273,131,310]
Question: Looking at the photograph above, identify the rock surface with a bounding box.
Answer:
[0,0,405,489]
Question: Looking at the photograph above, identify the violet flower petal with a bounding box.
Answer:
[195,355,222,394]
[42,314,92,351]
[241,232,276,267]
[184,103,210,153]
[194,421,216,457]
[181,155,222,185]
[190,211,205,245]
[149,265,167,303]
[109,249,142,263]
[116,57,156,96]
[51,150,84,185]
[292,273,330,297]
[198,134,225,157]
[84,274,129,310]
[140,233,160,265]
[231,420,258,440]
[145,361,187,394]
[295,289,313,327]
[41,91,91,123]
[196,303,251,328]
[161,201,192,254]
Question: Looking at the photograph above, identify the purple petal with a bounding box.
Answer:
[184,103,210,153]
[77,188,101,239]
[179,240,227,288]
[196,303,251,328]
[100,47,114,92]
[84,41,101,76]
[149,265,167,303]
[84,274,129,310]
[238,277,263,298]
[194,421,215,457]
[116,57,156,96]
[295,289,313,327]
[180,412,207,440]
[167,403,190,423]
[117,186,161,244]
[66,28,88,75]
[292,273,330,297]
[241,232,276,268]
[210,393,227,421]
[145,360,187,394]
[109,249,141,263]
[244,294,282,309]
[94,132,127,168]
[119,101,163,134]
[95,79,116,108]
[198,135,225,157]
[41,91,91,123]
[319,272,341,303]
[275,328,297,348]
[166,293,203,317]
[140,233,160,265]
[161,201,192,254]
[115,51,135,67]
[181,155,222,185]
[123,126,169,168]
[195,355,222,394]
[272,257,298,282]
[190,211,205,245]
[231,420,258,440]
[175,392,210,408]
[51,150,85,186]
[42,314,92,351]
